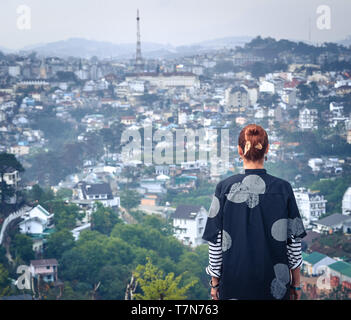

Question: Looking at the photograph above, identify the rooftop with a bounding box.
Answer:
[328,261,351,278]
[30,259,58,267]
[315,213,351,227]
[76,181,113,198]
[303,251,327,265]
[172,204,203,220]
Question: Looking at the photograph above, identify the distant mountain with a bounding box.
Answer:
[16,38,175,59]
[191,36,253,49]
[14,36,253,59]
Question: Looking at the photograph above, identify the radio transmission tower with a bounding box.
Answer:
[135,9,144,72]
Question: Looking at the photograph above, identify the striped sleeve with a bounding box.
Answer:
[205,230,222,278]
[287,235,302,270]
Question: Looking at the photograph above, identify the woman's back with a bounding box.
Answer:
[202,168,306,300]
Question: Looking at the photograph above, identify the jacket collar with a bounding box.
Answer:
[244,168,267,175]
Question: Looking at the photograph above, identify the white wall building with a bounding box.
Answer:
[0,169,21,188]
[74,181,120,208]
[128,80,145,93]
[126,72,200,89]
[172,204,208,247]
[313,213,351,234]
[8,65,21,77]
[308,158,324,172]
[259,80,275,94]
[302,252,336,276]
[281,88,296,106]
[342,187,351,215]
[293,187,327,226]
[299,107,318,130]
[19,205,54,235]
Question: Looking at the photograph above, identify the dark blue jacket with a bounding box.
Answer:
[202,168,307,300]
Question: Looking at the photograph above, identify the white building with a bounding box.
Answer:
[178,111,188,125]
[259,80,275,94]
[0,169,21,188]
[224,86,249,111]
[281,88,296,106]
[19,205,54,235]
[8,65,21,77]
[313,213,351,234]
[308,158,324,172]
[128,80,145,93]
[126,72,200,89]
[30,259,58,283]
[73,181,120,208]
[342,187,351,215]
[293,187,327,226]
[241,84,258,106]
[302,252,336,276]
[326,261,351,287]
[299,107,318,130]
[172,204,208,247]
[115,81,129,97]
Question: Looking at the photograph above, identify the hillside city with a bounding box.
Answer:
[0,35,351,300]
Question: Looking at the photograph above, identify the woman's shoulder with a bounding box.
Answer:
[217,173,245,190]
[265,173,293,194]
[217,172,293,195]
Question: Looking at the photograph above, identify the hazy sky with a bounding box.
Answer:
[0,0,350,50]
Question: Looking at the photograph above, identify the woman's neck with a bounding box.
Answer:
[243,160,264,169]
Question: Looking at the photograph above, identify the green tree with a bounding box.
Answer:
[45,229,75,260]
[250,62,269,79]
[51,202,83,231]
[175,245,209,300]
[297,83,312,101]
[60,231,109,285]
[25,184,55,206]
[309,176,351,215]
[61,282,77,300]
[11,233,34,263]
[133,257,197,300]
[91,202,121,235]
[120,190,141,211]
[55,71,78,82]
[111,223,184,263]
[141,215,174,237]
[0,263,11,296]
[97,264,131,300]
[56,188,73,200]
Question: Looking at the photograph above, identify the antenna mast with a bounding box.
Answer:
[135,9,144,72]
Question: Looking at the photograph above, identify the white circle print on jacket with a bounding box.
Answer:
[225,175,266,208]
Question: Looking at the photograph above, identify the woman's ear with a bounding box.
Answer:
[265,143,269,154]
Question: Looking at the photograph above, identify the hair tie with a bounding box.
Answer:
[243,141,251,155]
[255,143,263,150]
